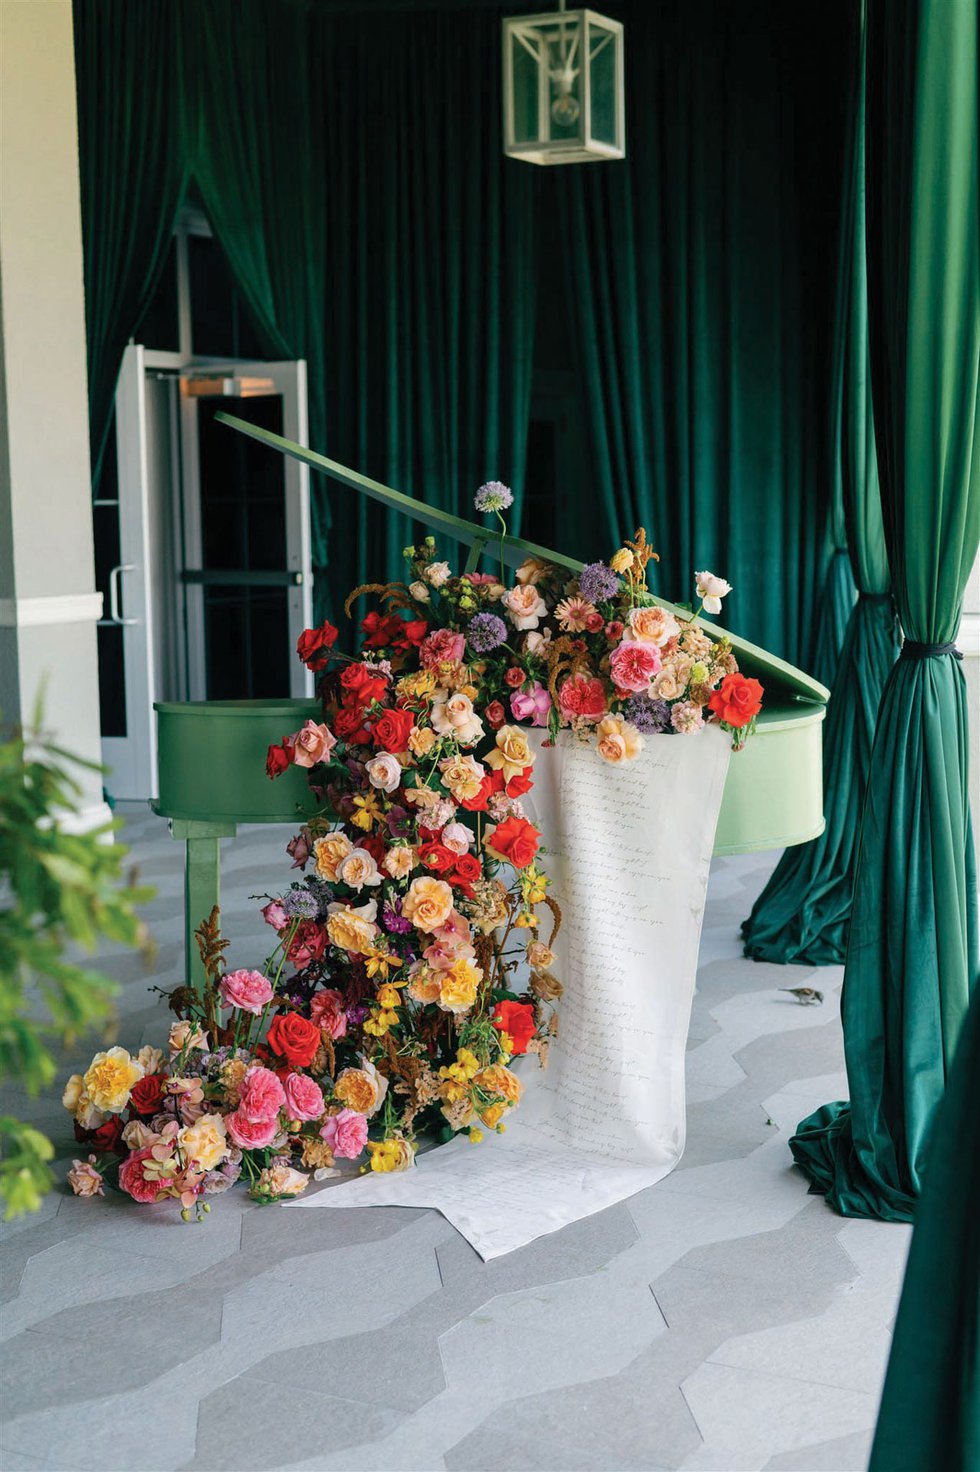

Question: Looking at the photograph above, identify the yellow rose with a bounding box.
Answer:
[178,1112,229,1172]
[438,957,483,1015]
[438,754,486,802]
[327,901,379,955]
[474,1064,523,1108]
[402,876,454,934]
[82,1047,144,1115]
[595,714,644,764]
[484,725,536,781]
[313,831,353,882]
[610,548,634,574]
[62,1074,84,1112]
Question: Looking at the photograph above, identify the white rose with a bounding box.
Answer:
[409,580,431,603]
[431,692,484,746]
[365,752,403,792]
[424,561,452,588]
[524,629,552,656]
[695,570,732,615]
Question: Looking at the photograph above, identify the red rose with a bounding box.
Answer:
[402,619,429,647]
[340,663,388,706]
[360,611,393,648]
[485,700,507,730]
[449,852,482,894]
[287,920,328,967]
[334,705,371,744]
[266,1011,321,1068]
[74,1114,126,1156]
[266,741,292,779]
[372,706,415,754]
[505,767,534,798]
[459,768,505,812]
[419,840,457,874]
[359,831,387,864]
[485,814,540,869]
[708,673,763,729]
[505,666,525,689]
[296,620,339,671]
[129,1073,167,1116]
[492,999,537,1055]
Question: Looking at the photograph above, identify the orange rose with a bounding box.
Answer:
[708,673,763,728]
[402,876,455,934]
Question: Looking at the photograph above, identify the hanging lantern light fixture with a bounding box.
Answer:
[502,4,625,164]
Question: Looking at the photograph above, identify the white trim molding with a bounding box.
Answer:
[956,609,980,657]
[0,592,103,628]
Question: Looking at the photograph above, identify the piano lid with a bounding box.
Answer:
[215,412,830,708]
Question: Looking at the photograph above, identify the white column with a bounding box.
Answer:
[0,0,110,831]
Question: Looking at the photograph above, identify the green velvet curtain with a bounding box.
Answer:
[869,982,980,1471]
[182,0,331,591]
[73,0,188,487]
[790,0,980,1220]
[305,5,538,611]
[741,12,901,965]
[553,0,853,664]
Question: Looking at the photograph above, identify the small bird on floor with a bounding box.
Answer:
[780,986,824,1005]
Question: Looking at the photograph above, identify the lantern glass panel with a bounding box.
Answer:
[587,17,619,149]
[509,26,541,145]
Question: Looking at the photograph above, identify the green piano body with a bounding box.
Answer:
[154,416,828,980]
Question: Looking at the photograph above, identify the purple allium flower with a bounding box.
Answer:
[282,887,319,921]
[474,480,514,513]
[578,560,620,604]
[622,695,672,734]
[466,612,508,653]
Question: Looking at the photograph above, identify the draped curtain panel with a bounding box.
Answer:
[790,0,980,1220]
[553,0,854,664]
[741,8,901,966]
[869,983,980,1471]
[73,0,188,488]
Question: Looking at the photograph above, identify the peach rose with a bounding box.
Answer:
[595,714,644,764]
[327,900,379,954]
[408,726,437,758]
[515,556,551,585]
[431,691,484,745]
[484,724,535,782]
[291,720,337,768]
[474,1064,523,1107]
[337,848,383,892]
[502,583,548,630]
[402,876,454,934]
[439,753,486,802]
[407,963,442,1004]
[67,1157,104,1197]
[625,606,680,647]
[313,831,353,882]
[383,845,417,879]
[254,1163,309,1198]
[334,1058,388,1117]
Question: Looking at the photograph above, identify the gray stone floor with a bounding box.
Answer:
[0,807,910,1472]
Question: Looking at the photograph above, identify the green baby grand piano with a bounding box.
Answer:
[154,415,829,985]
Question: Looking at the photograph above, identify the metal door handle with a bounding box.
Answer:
[100,563,138,626]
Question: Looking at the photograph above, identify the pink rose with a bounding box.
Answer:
[309,988,348,1039]
[440,822,472,856]
[557,674,608,724]
[509,680,552,726]
[219,968,274,1015]
[419,628,466,669]
[118,1147,169,1203]
[610,640,661,693]
[225,1110,281,1150]
[286,831,311,869]
[238,1065,286,1123]
[320,1108,368,1159]
[291,720,337,768]
[283,1073,326,1122]
[262,900,288,930]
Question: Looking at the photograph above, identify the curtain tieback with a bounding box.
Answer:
[900,640,963,661]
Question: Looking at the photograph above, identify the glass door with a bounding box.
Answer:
[178,361,313,702]
[97,344,160,800]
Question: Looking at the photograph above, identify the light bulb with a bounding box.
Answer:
[551,90,581,127]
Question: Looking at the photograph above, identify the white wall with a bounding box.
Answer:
[0,0,109,828]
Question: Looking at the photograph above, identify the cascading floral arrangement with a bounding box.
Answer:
[63,485,761,1216]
